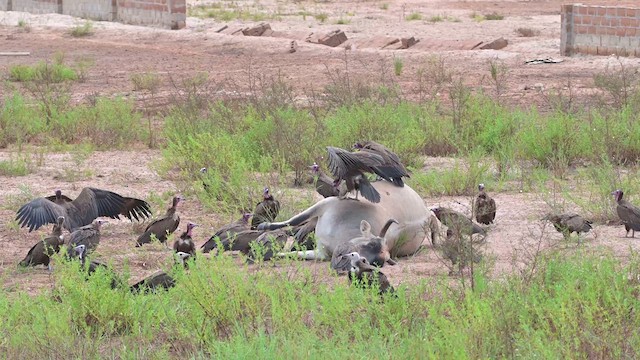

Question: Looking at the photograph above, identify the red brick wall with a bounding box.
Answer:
[562,5,640,56]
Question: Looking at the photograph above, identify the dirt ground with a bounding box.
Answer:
[0,0,639,294]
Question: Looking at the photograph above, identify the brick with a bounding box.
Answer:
[317,30,348,47]
[241,23,271,36]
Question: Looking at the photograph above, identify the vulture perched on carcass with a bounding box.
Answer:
[16,187,152,232]
[353,141,410,187]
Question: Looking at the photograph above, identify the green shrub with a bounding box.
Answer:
[1,250,639,357]
[69,21,94,37]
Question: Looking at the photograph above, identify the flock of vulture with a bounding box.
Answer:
[12,141,640,294]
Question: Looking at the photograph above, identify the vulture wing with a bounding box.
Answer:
[326,146,384,179]
[16,198,67,232]
[73,188,152,225]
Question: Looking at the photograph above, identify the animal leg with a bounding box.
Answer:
[386,259,397,265]
[276,250,328,261]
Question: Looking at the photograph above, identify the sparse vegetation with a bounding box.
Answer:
[69,21,94,37]
[484,12,505,20]
[380,3,389,10]
[393,56,404,76]
[0,251,639,358]
[314,13,328,23]
[428,14,444,22]
[406,12,423,21]
[16,19,31,32]
[516,27,540,37]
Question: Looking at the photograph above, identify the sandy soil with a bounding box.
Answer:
[0,0,639,294]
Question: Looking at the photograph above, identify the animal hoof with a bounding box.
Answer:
[257,222,270,231]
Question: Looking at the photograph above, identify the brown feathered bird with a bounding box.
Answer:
[342,252,395,295]
[474,184,496,225]
[353,141,410,187]
[612,189,640,238]
[542,212,592,238]
[72,244,122,289]
[16,187,152,232]
[136,196,183,247]
[431,207,486,237]
[310,162,339,198]
[173,222,197,258]
[251,188,280,230]
[201,213,252,253]
[19,216,65,270]
[326,146,387,203]
[130,271,176,294]
[66,219,108,259]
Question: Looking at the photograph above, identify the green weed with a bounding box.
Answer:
[406,12,422,21]
[69,21,94,37]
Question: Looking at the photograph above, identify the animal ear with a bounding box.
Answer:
[360,220,371,236]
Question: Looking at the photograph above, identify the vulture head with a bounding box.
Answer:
[242,213,253,223]
[263,187,272,200]
[199,167,208,174]
[175,251,191,266]
[612,189,624,202]
[341,251,362,273]
[172,195,184,208]
[478,183,485,192]
[55,189,63,199]
[352,142,364,150]
[93,219,109,229]
[74,244,87,260]
[186,222,198,236]
[309,162,320,174]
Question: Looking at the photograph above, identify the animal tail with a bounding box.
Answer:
[379,218,399,238]
[200,237,218,253]
[358,178,381,203]
[135,231,151,247]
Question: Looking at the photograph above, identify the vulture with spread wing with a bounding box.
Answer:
[16,187,151,232]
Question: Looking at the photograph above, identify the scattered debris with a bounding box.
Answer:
[0,52,30,56]
[525,58,564,65]
[311,29,348,47]
[242,23,271,37]
[215,25,228,33]
[289,40,298,53]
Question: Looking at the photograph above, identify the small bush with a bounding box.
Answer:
[8,61,77,83]
[69,21,94,37]
[380,3,389,10]
[406,12,423,21]
[17,19,31,32]
[428,15,444,22]
[314,13,328,23]
[394,57,404,76]
[484,12,504,20]
[516,27,539,37]
[0,157,32,176]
